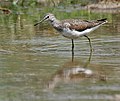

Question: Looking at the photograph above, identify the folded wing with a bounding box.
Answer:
[61,18,107,31]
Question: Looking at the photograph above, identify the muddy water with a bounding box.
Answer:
[0,8,120,101]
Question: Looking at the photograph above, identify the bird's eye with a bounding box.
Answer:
[46,16,49,18]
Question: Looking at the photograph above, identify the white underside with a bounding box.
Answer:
[61,24,103,39]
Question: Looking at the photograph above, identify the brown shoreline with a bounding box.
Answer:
[87,3,120,9]
[86,1,120,13]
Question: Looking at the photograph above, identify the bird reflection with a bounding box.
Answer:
[45,49,94,90]
[72,36,92,62]
[72,41,92,67]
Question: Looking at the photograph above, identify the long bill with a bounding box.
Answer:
[34,18,46,26]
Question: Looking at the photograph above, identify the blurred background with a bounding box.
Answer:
[0,0,120,101]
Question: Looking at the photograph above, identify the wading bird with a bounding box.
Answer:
[34,13,107,58]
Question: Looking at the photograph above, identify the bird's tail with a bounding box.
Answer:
[97,18,107,23]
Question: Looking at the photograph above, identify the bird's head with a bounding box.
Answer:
[34,13,56,26]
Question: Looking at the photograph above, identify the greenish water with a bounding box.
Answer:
[0,5,120,101]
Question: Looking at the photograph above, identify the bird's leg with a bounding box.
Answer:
[83,46,92,68]
[72,39,74,62]
[83,35,93,68]
[84,35,93,53]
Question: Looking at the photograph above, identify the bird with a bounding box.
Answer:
[34,13,107,58]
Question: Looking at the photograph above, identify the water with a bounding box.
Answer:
[0,5,120,101]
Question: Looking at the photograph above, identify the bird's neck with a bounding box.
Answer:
[50,19,60,25]
[50,19,61,27]
[49,18,63,32]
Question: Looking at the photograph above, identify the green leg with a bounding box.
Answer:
[84,35,93,53]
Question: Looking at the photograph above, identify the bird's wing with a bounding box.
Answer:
[61,18,107,31]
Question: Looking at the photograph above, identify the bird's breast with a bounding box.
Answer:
[62,28,80,39]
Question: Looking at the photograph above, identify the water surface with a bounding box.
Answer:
[0,6,120,101]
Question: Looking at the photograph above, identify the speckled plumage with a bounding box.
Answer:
[34,13,107,58]
[61,18,107,31]
[35,13,107,39]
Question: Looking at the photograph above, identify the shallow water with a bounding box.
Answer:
[0,6,120,101]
